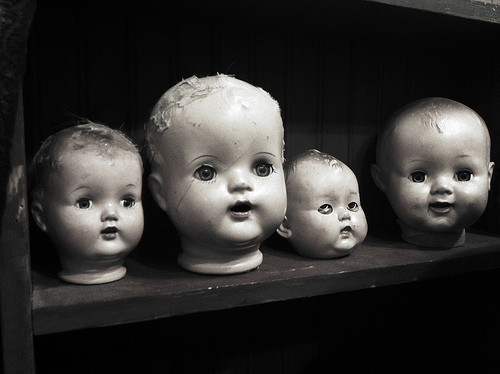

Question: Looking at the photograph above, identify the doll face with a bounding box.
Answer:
[378,113,494,234]
[283,161,368,258]
[37,149,144,262]
[149,90,287,254]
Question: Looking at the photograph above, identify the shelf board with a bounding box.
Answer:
[366,0,500,23]
[32,232,500,336]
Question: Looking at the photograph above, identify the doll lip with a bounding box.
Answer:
[101,226,119,239]
[230,200,252,218]
[340,226,352,236]
[429,201,452,214]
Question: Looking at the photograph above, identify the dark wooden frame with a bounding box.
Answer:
[2,0,500,372]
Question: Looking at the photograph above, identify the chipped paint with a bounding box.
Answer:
[7,165,23,202]
[7,165,27,222]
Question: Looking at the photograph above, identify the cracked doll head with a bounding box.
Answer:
[145,75,287,274]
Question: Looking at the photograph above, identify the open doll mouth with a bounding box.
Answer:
[230,201,252,218]
[430,201,452,214]
[340,226,352,236]
[101,226,119,240]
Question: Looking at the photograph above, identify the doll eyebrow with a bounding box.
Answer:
[347,190,359,199]
[254,152,277,158]
[73,186,91,192]
[189,155,218,165]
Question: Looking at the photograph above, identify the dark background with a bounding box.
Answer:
[24,0,500,372]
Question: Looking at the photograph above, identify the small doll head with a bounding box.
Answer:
[277,149,368,258]
[371,97,494,247]
[145,75,287,274]
[30,122,144,284]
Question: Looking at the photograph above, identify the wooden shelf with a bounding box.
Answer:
[32,232,500,336]
[366,0,500,24]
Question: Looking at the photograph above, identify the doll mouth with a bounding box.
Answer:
[340,226,352,236]
[101,226,119,239]
[430,202,452,214]
[230,201,252,218]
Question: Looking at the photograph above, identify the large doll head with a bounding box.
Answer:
[277,149,368,258]
[30,122,144,284]
[146,75,287,274]
[371,97,494,247]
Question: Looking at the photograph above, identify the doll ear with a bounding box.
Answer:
[371,163,386,192]
[31,200,47,232]
[488,162,495,190]
[148,173,168,212]
[276,217,292,239]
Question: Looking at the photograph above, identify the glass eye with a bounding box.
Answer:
[254,162,274,177]
[410,171,426,183]
[318,204,333,214]
[456,170,472,182]
[122,197,136,208]
[195,165,216,181]
[76,198,92,209]
[347,202,359,212]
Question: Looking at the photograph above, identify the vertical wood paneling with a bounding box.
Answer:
[377,39,411,128]
[211,22,252,80]
[76,5,131,126]
[23,1,81,161]
[317,35,351,164]
[174,20,214,80]
[130,8,176,144]
[251,28,288,117]
[347,37,381,177]
[284,31,320,159]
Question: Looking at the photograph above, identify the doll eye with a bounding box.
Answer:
[121,197,136,208]
[195,165,216,181]
[76,198,92,209]
[254,162,274,177]
[456,170,472,182]
[318,204,333,214]
[410,171,426,183]
[347,202,359,212]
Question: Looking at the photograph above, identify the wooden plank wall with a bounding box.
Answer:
[0,0,37,372]
[24,0,500,238]
[22,1,500,372]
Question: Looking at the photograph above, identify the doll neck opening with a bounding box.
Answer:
[397,219,466,248]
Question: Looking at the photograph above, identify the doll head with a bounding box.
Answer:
[277,149,368,258]
[30,122,144,284]
[371,97,494,247]
[146,75,287,274]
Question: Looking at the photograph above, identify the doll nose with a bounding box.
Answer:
[337,207,351,221]
[431,176,453,195]
[228,169,254,192]
[101,203,119,221]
